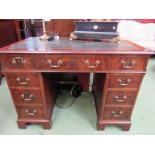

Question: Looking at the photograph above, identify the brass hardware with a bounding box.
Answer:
[25,109,37,116]
[21,93,35,102]
[12,57,26,65]
[47,59,63,68]
[111,110,124,117]
[16,77,30,85]
[114,94,127,102]
[85,60,100,69]
[121,60,136,69]
[118,78,132,86]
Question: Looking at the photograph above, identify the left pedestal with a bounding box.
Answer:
[4,71,55,129]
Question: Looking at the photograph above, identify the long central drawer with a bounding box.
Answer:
[34,55,107,71]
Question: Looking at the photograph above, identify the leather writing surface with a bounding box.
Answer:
[8,37,140,51]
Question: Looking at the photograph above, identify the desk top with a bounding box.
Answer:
[0,37,154,55]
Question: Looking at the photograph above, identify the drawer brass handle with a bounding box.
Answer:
[111,110,124,117]
[16,77,30,85]
[118,78,132,86]
[12,57,26,65]
[121,60,136,69]
[47,59,63,68]
[25,109,37,116]
[21,93,35,102]
[114,94,127,102]
[85,60,100,69]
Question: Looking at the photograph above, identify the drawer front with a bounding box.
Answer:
[105,91,137,105]
[108,56,147,71]
[11,89,43,105]
[6,73,40,87]
[34,55,107,72]
[17,106,45,119]
[107,74,143,88]
[80,57,107,71]
[4,56,33,69]
[102,107,132,120]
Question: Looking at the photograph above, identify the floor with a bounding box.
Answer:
[0,58,155,135]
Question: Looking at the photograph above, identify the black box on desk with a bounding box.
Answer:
[73,21,119,41]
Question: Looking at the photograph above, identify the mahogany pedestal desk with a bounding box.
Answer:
[0,37,153,130]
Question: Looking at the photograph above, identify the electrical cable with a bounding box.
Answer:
[55,83,82,108]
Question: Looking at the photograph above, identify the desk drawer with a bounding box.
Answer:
[35,55,107,72]
[102,107,132,121]
[107,74,143,89]
[80,57,107,71]
[108,56,147,71]
[11,89,43,105]
[6,73,40,88]
[105,91,137,105]
[17,106,45,119]
[4,55,33,69]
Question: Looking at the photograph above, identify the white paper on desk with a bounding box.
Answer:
[117,20,155,50]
